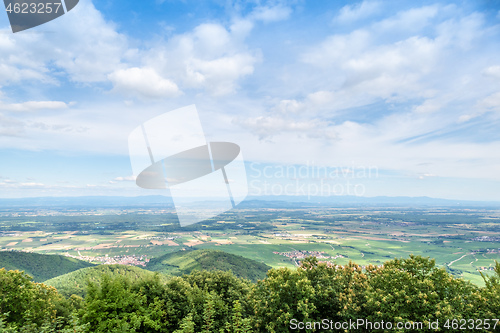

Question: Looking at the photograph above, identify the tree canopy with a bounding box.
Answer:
[1,255,499,333]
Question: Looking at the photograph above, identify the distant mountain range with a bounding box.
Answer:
[0,195,498,208]
[242,195,500,207]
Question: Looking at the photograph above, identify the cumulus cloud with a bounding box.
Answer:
[300,5,494,118]
[143,22,261,96]
[108,67,181,99]
[302,30,440,103]
[187,53,256,95]
[0,1,128,84]
[1,1,263,97]
[45,1,129,82]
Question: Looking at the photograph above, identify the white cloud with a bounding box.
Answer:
[303,31,439,103]
[113,176,136,182]
[229,19,254,40]
[335,1,381,24]
[483,65,500,79]
[187,53,257,95]
[46,1,129,82]
[374,5,439,33]
[234,115,336,140]
[0,63,52,85]
[302,30,371,69]
[459,91,500,122]
[20,182,45,187]
[300,6,495,120]
[0,101,69,112]
[143,22,260,96]
[435,12,486,50]
[457,114,474,123]
[108,67,181,99]
[479,91,500,110]
[413,98,445,114]
[0,181,45,189]
[191,24,233,57]
[250,5,292,23]
[1,1,262,97]
[0,113,25,137]
[273,100,305,114]
[221,3,500,197]
[28,121,87,133]
[0,1,128,84]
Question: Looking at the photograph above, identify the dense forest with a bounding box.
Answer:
[146,249,271,282]
[0,251,94,282]
[44,265,161,298]
[1,255,499,332]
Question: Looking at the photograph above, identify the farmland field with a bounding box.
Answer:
[1,204,499,285]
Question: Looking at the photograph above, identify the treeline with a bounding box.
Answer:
[1,255,499,332]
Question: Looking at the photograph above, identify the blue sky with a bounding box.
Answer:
[0,0,499,201]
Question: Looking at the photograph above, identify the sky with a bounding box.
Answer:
[0,0,499,201]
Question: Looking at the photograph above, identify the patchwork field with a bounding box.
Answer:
[1,205,499,285]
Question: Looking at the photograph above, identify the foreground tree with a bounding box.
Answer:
[479,261,500,318]
[2,255,499,332]
[363,255,484,332]
[0,269,59,328]
[81,274,161,332]
[0,268,87,332]
[249,257,370,333]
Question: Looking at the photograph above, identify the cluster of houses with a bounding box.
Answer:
[273,250,332,259]
[66,253,149,266]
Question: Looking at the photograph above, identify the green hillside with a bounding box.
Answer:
[44,264,159,297]
[0,251,94,282]
[146,249,271,282]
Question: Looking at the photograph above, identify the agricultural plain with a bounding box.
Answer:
[1,204,499,285]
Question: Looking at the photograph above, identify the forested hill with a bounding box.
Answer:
[146,249,271,282]
[0,251,94,282]
[44,264,159,297]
